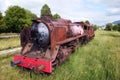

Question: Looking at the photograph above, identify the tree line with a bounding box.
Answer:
[0,4,61,33]
[0,4,99,33]
[40,5,99,31]
[0,6,37,33]
[105,23,120,32]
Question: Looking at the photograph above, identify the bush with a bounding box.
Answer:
[4,6,37,33]
[105,23,113,31]
[94,25,99,31]
[105,23,120,32]
[113,25,118,31]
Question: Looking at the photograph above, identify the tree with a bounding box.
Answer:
[4,6,37,33]
[52,13,61,20]
[40,4,52,17]
[0,11,3,32]
[4,6,26,32]
[117,24,120,32]
[0,11,7,33]
[85,20,90,24]
[94,25,99,31]
[105,23,113,31]
[24,9,37,27]
[0,11,2,19]
[113,25,118,31]
[0,11,3,27]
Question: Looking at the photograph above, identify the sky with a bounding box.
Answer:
[0,0,120,25]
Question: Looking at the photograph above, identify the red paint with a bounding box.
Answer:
[14,55,52,73]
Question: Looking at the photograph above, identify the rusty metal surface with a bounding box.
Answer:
[57,34,86,45]
[17,16,95,73]
[20,27,31,48]
[21,43,33,55]
[54,27,66,42]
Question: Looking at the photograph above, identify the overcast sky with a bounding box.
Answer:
[0,0,120,25]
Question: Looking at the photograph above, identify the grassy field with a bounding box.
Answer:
[0,30,120,80]
[0,37,20,51]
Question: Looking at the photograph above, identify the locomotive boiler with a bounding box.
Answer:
[11,16,95,74]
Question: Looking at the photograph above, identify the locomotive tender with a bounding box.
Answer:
[11,16,94,73]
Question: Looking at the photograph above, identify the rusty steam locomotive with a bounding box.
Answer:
[11,16,94,73]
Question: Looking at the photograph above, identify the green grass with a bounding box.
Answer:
[0,37,20,51]
[0,30,120,80]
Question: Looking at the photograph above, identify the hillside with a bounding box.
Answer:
[0,30,120,80]
[112,20,120,24]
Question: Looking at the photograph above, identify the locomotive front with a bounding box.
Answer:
[31,22,50,50]
[11,20,53,73]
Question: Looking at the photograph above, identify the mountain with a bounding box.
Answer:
[112,20,120,24]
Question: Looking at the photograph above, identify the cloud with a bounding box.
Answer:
[0,0,120,25]
[0,0,10,14]
[104,0,120,16]
[106,8,120,16]
[88,0,120,16]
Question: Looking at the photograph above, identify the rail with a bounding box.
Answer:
[0,35,19,39]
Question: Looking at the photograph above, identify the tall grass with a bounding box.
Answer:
[0,30,120,80]
[0,37,20,51]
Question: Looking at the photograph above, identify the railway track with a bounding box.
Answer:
[0,47,21,55]
[0,35,19,39]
